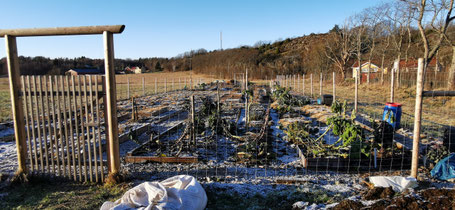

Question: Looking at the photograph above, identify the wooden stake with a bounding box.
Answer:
[310,74,313,97]
[319,72,323,97]
[103,31,120,177]
[190,95,195,145]
[354,74,358,113]
[155,78,157,94]
[71,76,82,181]
[391,60,398,102]
[302,74,305,95]
[127,77,130,99]
[22,76,33,172]
[411,58,425,179]
[5,35,28,176]
[142,77,145,96]
[333,72,336,102]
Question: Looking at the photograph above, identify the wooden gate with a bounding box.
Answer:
[21,75,107,182]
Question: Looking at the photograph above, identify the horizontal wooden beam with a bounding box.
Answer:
[0,25,125,37]
[422,90,455,97]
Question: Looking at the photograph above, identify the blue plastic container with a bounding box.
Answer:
[382,102,402,129]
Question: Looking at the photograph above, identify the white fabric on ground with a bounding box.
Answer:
[101,175,207,210]
[369,176,418,192]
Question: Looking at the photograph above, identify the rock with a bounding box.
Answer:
[292,201,308,209]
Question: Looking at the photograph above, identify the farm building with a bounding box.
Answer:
[352,62,386,83]
[125,66,145,74]
[399,58,442,72]
[65,68,102,76]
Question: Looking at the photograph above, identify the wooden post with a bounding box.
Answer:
[355,74,358,113]
[319,72,323,97]
[142,77,145,96]
[302,74,305,95]
[391,60,398,102]
[127,77,130,99]
[245,69,249,131]
[5,35,28,177]
[411,58,425,179]
[190,95,196,145]
[333,72,336,102]
[103,31,120,180]
[310,74,313,97]
[155,78,157,94]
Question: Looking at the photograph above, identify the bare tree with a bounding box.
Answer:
[352,13,369,84]
[325,19,356,79]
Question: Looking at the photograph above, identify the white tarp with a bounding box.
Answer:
[101,175,207,210]
[369,176,418,192]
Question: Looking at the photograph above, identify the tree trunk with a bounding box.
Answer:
[448,46,455,89]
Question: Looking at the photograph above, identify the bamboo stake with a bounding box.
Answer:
[66,76,76,181]
[89,75,99,182]
[71,76,82,181]
[49,76,61,176]
[55,76,67,177]
[22,76,33,172]
[4,35,28,176]
[95,75,104,182]
[83,76,93,182]
[33,76,44,172]
[38,76,50,173]
[411,58,424,178]
[78,76,88,182]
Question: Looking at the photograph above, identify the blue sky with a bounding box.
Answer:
[0,0,388,59]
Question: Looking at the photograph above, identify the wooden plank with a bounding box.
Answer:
[83,76,93,182]
[95,75,104,182]
[89,75,99,182]
[78,76,87,182]
[66,76,77,181]
[38,76,50,173]
[44,76,55,174]
[49,76,61,176]
[0,25,125,37]
[21,76,33,172]
[61,76,72,178]
[4,35,28,175]
[33,76,44,172]
[55,76,67,177]
[124,156,198,164]
[71,76,82,181]
[21,90,103,97]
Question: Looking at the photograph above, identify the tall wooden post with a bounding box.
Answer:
[310,74,313,97]
[127,77,130,99]
[245,69,249,131]
[142,77,145,96]
[391,60,398,102]
[302,74,305,95]
[155,78,157,94]
[319,72,323,97]
[411,58,425,178]
[5,35,28,177]
[103,31,120,180]
[190,95,196,145]
[355,74,358,113]
[333,72,336,102]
